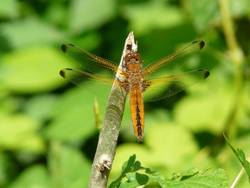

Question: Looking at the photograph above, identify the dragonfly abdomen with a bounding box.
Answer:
[129,87,144,142]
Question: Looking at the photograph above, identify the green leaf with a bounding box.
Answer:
[69,0,115,33]
[111,156,228,188]
[228,0,250,17]
[112,122,198,182]
[0,95,22,114]
[136,172,149,185]
[184,0,250,32]
[0,0,18,18]
[122,154,137,172]
[45,2,68,26]
[218,133,250,187]
[166,169,229,188]
[184,0,219,32]
[0,152,16,187]
[0,47,75,93]
[0,18,64,48]
[24,94,57,122]
[71,33,102,51]
[48,142,91,188]
[111,145,151,178]
[224,135,250,180]
[45,82,110,142]
[173,64,243,135]
[146,123,198,169]
[122,2,183,35]
[110,154,142,188]
[8,165,51,188]
[174,88,232,134]
[0,114,45,153]
[119,180,139,188]
[110,155,166,188]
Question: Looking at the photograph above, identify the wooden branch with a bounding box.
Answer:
[88,32,137,188]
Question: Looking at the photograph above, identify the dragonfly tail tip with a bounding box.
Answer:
[137,135,144,143]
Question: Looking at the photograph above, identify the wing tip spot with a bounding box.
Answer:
[199,40,205,49]
[61,44,67,53]
[204,69,210,78]
[197,69,210,79]
[59,68,73,78]
[192,40,205,49]
[61,43,75,53]
[59,70,66,78]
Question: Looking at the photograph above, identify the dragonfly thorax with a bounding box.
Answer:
[125,52,142,73]
[125,52,141,65]
[124,52,144,91]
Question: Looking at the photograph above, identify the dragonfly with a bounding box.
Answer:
[59,37,209,142]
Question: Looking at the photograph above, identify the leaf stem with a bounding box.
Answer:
[88,32,137,188]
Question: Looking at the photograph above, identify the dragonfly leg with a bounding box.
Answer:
[142,80,151,92]
[116,79,129,93]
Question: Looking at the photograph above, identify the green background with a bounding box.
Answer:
[0,0,249,187]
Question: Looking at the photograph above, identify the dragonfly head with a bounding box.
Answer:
[124,52,142,71]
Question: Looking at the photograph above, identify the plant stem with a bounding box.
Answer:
[219,0,241,63]
[230,168,244,188]
[219,0,244,138]
[88,32,137,188]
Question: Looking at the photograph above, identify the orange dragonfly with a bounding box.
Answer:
[59,37,209,142]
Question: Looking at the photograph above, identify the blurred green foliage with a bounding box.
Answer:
[110,154,229,188]
[0,0,249,187]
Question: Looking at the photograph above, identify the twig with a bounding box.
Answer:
[219,0,244,138]
[88,32,137,188]
[219,0,242,64]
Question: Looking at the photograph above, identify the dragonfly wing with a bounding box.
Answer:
[61,43,118,72]
[143,40,205,76]
[143,69,209,101]
[59,68,114,86]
